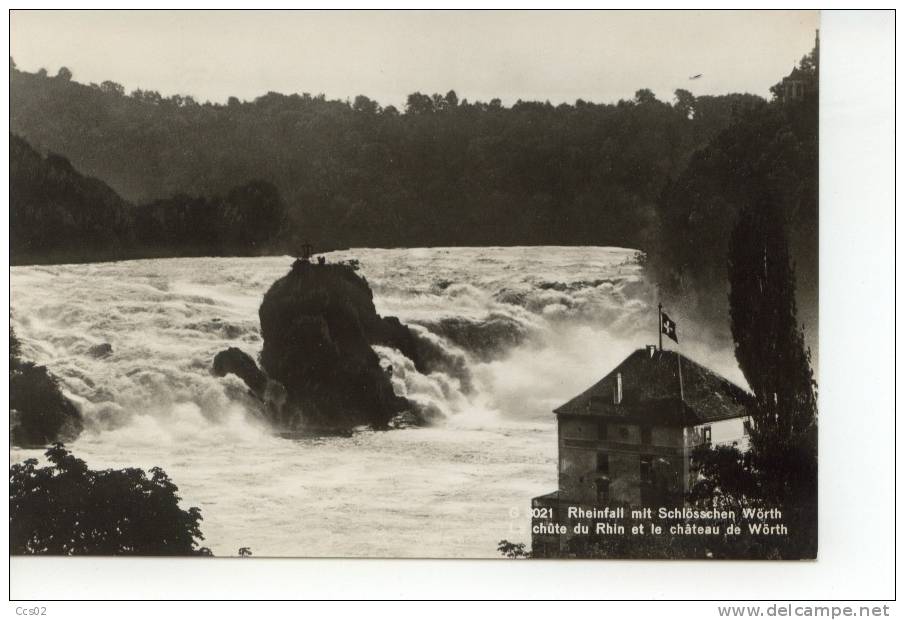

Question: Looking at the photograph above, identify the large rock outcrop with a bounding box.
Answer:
[211,347,288,425]
[257,260,417,429]
[212,347,268,396]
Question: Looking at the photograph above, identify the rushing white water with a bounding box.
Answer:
[9,247,743,557]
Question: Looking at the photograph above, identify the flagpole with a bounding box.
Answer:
[658,302,663,351]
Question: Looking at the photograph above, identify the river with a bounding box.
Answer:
[9,247,742,557]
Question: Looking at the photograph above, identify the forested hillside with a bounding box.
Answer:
[10,133,135,263]
[647,44,818,341]
[10,46,817,344]
[11,134,287,264]
[10,63,760,249]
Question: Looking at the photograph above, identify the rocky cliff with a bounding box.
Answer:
[10,327,83,447]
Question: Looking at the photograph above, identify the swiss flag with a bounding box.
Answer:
[661,312,678,343]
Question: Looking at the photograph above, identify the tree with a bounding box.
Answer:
[444,89,459,109]
[634,88,658,105]
[131,89,162,105]
[353,95,379,114]
[10,444,212,555]
[497,540,530,558]
[688,444,758,513]
[728,196,817,434]
[405,91,434,115]
[727,193,818,559]
[55,66,72,81]
[674,88,696,118]
[100,80,125,96]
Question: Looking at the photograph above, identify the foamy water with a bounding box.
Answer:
[9,247,742,557]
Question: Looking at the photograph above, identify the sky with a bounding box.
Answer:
[10,10,819,107]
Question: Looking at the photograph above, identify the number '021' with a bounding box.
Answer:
[531,507,553,519]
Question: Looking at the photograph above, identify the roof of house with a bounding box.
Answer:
[553,347,751,426]
[783,67,813,82]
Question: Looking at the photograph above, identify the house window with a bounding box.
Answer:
[595,479,610,503]
[702,426,712,446]
[640,456,653,485]
[597,422,608,441]
[641,426,652,445]
[619,427,629,440]
[596,452,609,475]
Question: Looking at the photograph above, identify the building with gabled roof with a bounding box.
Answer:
[780,29,819,104]
[781,66,815,103]
[554,346,750,424]
[531,345,752,557]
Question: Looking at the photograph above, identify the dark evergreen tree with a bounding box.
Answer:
[727,195,818,559]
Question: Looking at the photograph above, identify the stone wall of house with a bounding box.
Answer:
[557,415,687,506]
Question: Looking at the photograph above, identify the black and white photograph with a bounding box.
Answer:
[4,7,898,604]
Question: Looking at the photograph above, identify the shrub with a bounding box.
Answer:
[10,444,211,555]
